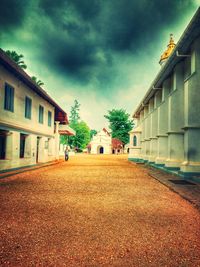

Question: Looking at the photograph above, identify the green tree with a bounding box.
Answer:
[69,99,80,124]
[104,109,134,145]
[67,100,90,150]
[90,129,97,139]
[31,76,44,86]
[5,50,27,69]
[69,121,90,150]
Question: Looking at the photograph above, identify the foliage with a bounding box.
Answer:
[31,76,44,86]
[5,50,27,69]
[90,129,97,139]
[60,135,69,145]
[104,109,134,145]
[69,121,90,150]
[69,99,80,124]
[67,100,90,150]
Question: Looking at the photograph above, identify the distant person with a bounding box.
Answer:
[64,146,70,161]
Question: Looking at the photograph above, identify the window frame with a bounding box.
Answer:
[48,111,52,127]
[39,105,44,124]
[4,83,14,112]
[133,135,137,146]
[25,96,32,119]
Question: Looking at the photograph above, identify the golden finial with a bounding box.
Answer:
[159,34,176,65]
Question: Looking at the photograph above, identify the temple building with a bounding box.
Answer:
[0,49,75,171]
[89,128,112,154]
[129,8,200,178]
[88,128,123,154]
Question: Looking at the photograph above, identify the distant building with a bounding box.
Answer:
[88,128,123,154]
[112,138,123,154]
[0,49,75,171]
[129,8,200,177]
[89,128,112,154]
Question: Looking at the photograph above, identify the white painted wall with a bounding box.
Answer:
[90,130,112,154]
[0,64,60,171]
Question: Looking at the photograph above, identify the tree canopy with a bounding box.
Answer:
[62,100,90,150]
[104,109,134,145]
[69,99,80,124]
[69,121,90,150]
[5,50,27,69]
[90,129,97,139]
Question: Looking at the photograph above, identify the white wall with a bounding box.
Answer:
[0,64,59,171]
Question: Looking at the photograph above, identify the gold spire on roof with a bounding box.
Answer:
[159,34,176,65]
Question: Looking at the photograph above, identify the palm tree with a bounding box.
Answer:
[5,50,27,69]
[31,76,44,87]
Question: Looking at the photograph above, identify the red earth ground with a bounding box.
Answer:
[0,154,200,267]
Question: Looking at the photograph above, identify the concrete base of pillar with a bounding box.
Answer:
[148,155,156,163]
[165,158,182,168]
[129,158,146,163]
[155,157,166,165]
[180,161,200,176]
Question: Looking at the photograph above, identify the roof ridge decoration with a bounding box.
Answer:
[133,7,200,118]
[159,34,176,65]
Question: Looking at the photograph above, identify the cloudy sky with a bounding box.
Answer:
[0,0,199,130]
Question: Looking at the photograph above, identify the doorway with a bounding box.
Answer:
[36,137,40,163]
[20,134,26,158]
[99,146,104,154]
[0,131,6,159]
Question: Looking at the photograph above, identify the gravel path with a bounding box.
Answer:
[0,154,200,267]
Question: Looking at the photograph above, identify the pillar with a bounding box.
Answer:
[165,62,184,169]
[180,37,200,175]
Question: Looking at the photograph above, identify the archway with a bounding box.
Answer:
[99,146,104,154]
[97,146,104,154]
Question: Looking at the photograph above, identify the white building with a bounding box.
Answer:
[0,49,74,171]
[129,8,200,178]
[89,128,124,154]
[89,128,112,154]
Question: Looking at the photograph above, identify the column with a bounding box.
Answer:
[143,105,149,162]
[148,98,156,163]
[54,121,60,160]
[180,37,200,175]
[155,79,169,165]
[165,62,184,169]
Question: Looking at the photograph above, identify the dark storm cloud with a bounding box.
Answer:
[0,0,197,86]
[39,0,101,21]
[35,0,195,82]
[0,0,28,31]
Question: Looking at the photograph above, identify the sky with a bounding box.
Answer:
[0,0,200,130]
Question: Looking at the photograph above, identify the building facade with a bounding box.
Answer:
[89,128,112,154]
[0,49,74,171]
[129,8,200,177]
[88,128,124,154]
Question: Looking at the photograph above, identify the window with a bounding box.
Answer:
[4,83,14,112]
[48,111,52,127]
[0,131,6,159]
[39,105,44,124]
[20,134,26,158]
[133,136,137,146]
[25,97,32,119]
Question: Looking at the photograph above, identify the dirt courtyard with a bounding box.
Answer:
[0,154,200,267]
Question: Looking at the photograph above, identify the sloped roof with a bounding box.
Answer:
[0,49,68,124]
[103,128,110,136]
[133,7,200,117]
[112,138,123,149]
